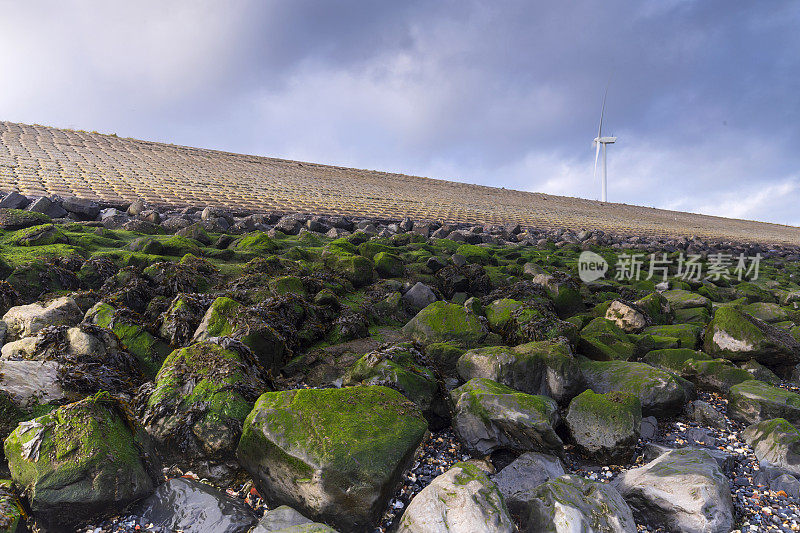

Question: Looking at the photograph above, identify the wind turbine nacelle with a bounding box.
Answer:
[597,136,617,144]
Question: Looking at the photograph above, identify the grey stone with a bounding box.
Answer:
[491,452,565,522]
[402,282,437,312]
[0,191,30,209]
[1,297,82,341]
[743,418,800,477]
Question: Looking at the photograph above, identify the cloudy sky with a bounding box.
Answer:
[1,1,798,225]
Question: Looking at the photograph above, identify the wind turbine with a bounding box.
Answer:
[593,88,616,202]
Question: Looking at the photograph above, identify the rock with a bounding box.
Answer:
[742,301,790,323]
[640,416,658,439]
[322,249,375,287]
[525,474,637,533]
[703,306,800,366]
[402,301,489,347]
[634,292,674,325]
[742,418,800,477]
[728,380,800,426]
[0,481,25,532]
[158,294,211,346]
[616,448,734,533]
[4,393,159,528]
[661,289,711,310]
[60,196,100,219]
[578,317,636,361]
[740,359,782,385]
[643,323,702,349]
[86,302,171,377]
[485,298,579,346]
[397,462,515,533]
[0,192,30,209]
[27,196,67,218]
[8,223,67,246]
[374,251,405,278]
[579,358,694,417]
[133,477,258,533]
[343,342,441,423]
[127,199,147,215]
[401,282,437,312]
[680,358,753,393]
[142,341,265,462]
[456,339,582,404]
[253,505,338,532]
[0,336,38,360]
[642,348,710,372]
[1,296,82,341]
[192,297,288,372]
[532,272,585,317]
[688,400,727,429]
[237,386,427,532]
[0,360,66,407]
[450,378,562,456]
[565,389,641,463]
[491,452,565,522]
[605,299,649,333]
[0,208,50,230]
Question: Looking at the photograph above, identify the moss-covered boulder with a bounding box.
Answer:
[0,209,50,230]
[127,236,164,255]
[728,380,800,426]
[4,260,80,301]
[236,231,280,253]
[578,317,637,361]
[373,251,405,278]
[485,298,579,346]
[456,339,582,403]
[86,302,171,377]
[456,243,494,265]
[742,302,791,323]
[662,289,711,310]
[344,342,441,424]
[673,306,711,325]
[323,249,375,287]
[532,272,585,317]
[642,348,711,372]
[579,359,693,417]
[742,418,800,477]
[269,275,306,297]
[703,306,800,367]
[565,390,641,463]
[525,474,636,533]
[4,392,159,528]
[143,341,266,462]
[424,342,465,378]
[402,301,489,347]
[192,297,288,373]
[8,223,67,247]
[735,281,777,303]
[616,448,733,533]
[397,462,515,533]
[157,293,209,346]
[642,323,702,349]
[450,378,562,456]
[634,292,674,325]
[236,385,427,532]
[680,358,753,394]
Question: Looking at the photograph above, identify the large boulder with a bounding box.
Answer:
[703,306,800,367]
[578,318,636,361]
[192,297,288,372]
[132,477,258,533]
[0,208,49,230]
[643,323,702,349]
[1,296,82,341]
[491,452,565,524]
[236,385,427,532]
[4,393,159,528]
[0,360,67,407]
[456,339,582,404]
[661,289,710,310]
[402,301,489,347]
[253,505,338,533]
[634,292,674,325]
[525,474,636,533]
[728,380,800,426]
[605,299,649,333]
[679,358,753,394]
[565,389,641,463]
[397,462,515,533]
[343,342,441,423]
[484,298,579,346]
[142,341,266,463]
[579,359,694,417]
[616,447,734,533]
[450,378,562,456]
[743,418,800,477]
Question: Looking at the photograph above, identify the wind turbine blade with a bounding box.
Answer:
[597,85,608,138]
[593,140,601,182]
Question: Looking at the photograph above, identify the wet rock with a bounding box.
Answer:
[531,271,585,317]
[402,301,489,347]
[133,477,258,533]
[0,208,50,230]
[661,289,711,310]
[643,323,702,349]
[142,341,266,463]
[484,297,579,346]
[237,386,426,532]
[605,299,649,333]
[728,379,800,426]
[491,452,565,523]
[743,418,800,477]
[565,389,641,463]
[616,447,734,533]
[158,293,211,346]
[578,317,637,361]
[634,292,674,325]
[61,196,100,219]
[401,282,437,312]
[687,399,727,429]
[4,393,159,528]
[374,251,405,278]
[680,357,753,394]
[579,358,694,417]
[0,191,30,210]
[456,339,582,404]
[450,378,562,456]
[253,505,338,532]
[703,306,800,366]
[0,360,66,407]
[526,474,636,533]
[1,296,82,341]
[397,461,515,533]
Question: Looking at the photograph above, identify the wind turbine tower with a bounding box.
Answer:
[593,89,616,202]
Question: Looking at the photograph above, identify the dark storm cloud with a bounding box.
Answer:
[0,0,798,224]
